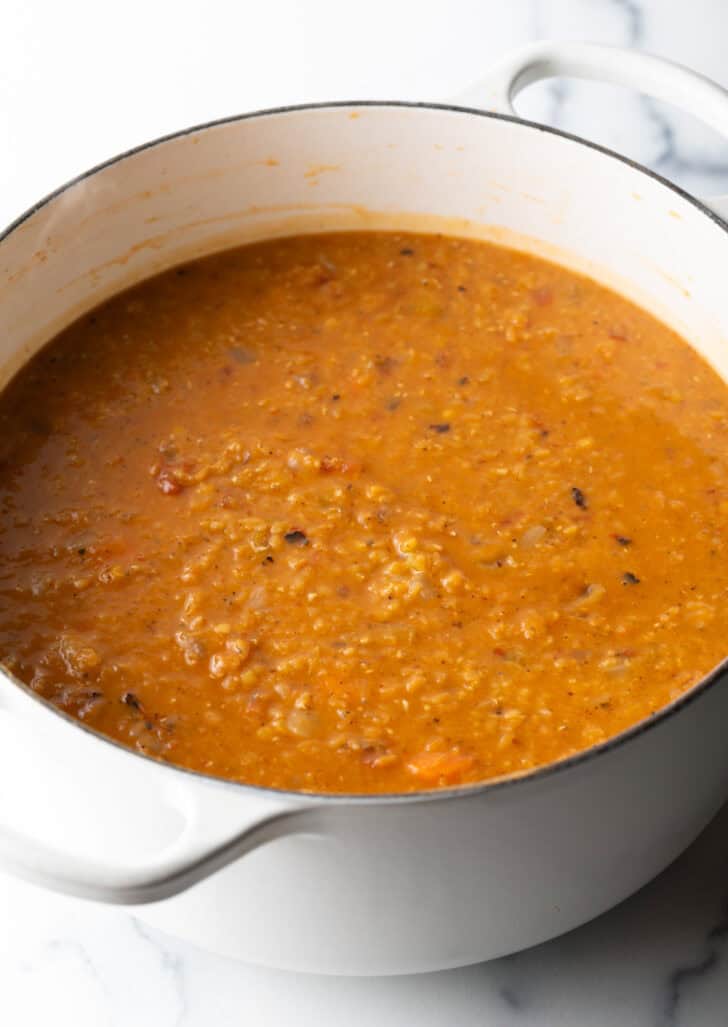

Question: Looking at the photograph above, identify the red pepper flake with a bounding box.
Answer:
[153,458,195,495]
[609,326,629,341]
[374,355,397,375]
[531,286,553,306]
[622,572,640,585]
[284,530,309,545]
[429,423,451,434]
[156,469,184,495]
[361,744,392,767]
[571,486,587,509]
[319,456,361,475]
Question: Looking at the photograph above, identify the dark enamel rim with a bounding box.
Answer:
[2,99,728,806]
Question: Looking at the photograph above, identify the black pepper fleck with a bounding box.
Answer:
[284,530,309,545]
[429,423,451,434]
[229,346,255,365]
[571,486,588,509]
[622,572,641,585]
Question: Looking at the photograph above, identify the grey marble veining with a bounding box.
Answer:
[2,1,728,1024]
[519,0,728,198]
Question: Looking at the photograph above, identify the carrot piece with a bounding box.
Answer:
[405,751,474,784]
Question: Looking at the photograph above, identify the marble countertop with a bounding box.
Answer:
[2,1,728,1023]
[4,803,728,1026]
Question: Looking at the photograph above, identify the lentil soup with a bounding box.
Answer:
[1,231,727,793]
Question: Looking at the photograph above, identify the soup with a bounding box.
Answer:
[0,231,726,793]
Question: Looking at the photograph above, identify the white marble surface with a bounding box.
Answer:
[2,1,728,1023]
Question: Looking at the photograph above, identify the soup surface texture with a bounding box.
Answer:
[1,231,727,793]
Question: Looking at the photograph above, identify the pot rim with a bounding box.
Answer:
[2,98,728,806]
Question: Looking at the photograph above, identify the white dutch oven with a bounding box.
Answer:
[2,43,728,976]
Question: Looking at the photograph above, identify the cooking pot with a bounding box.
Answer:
[2,42,728,976]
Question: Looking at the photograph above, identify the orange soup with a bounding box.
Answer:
[1,231,727,793]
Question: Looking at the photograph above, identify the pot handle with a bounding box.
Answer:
[0,685,319,905]
[0,797,315,906]
[453,41,728,221]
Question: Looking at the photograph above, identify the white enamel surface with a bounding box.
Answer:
[459,40,728,133]
[455,39,728,224]
[0,682,310,903]
[4,103,728,386]
[453,41,728,224]
[139,678,728,974]
[3,40,728,977]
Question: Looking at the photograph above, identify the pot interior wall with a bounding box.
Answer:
[2,104,728,389]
